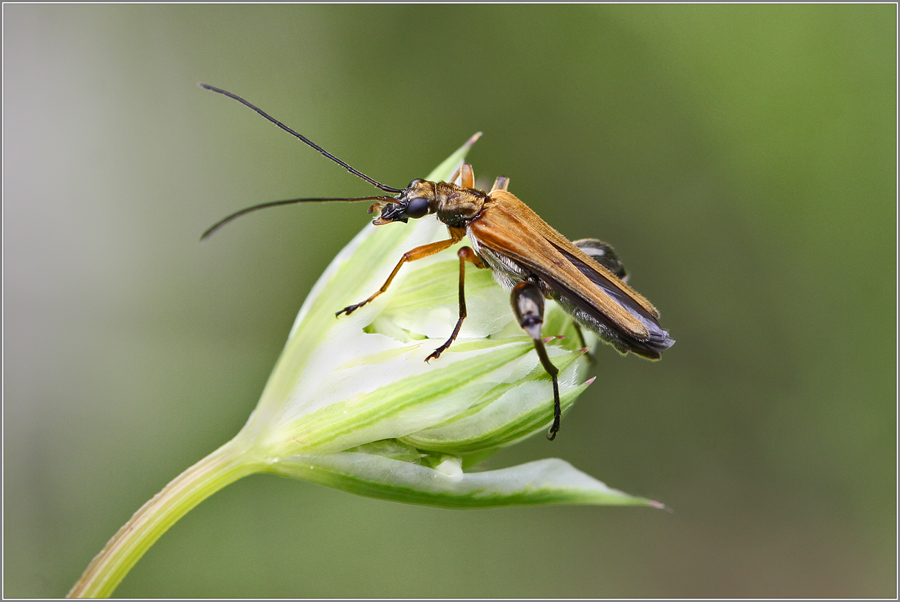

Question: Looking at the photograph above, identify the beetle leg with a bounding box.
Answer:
[448,163,476,189]
[570,320,591,353]
[426,246,485,362]
[458,164,475,188]
[337,232,462,316]
[511,281,562,440]
[490,176,510,192]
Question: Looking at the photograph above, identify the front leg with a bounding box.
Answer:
[426,246,485,362]
[511,281,562,440]
[337,230,464,317]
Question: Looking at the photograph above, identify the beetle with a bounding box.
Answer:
[200,84,674,439]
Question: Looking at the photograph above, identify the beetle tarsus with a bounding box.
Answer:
[336,303,365,317]
[547,412,561,440]
[425,346,445,363]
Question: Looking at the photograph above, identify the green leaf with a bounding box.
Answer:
[270,453,663,509]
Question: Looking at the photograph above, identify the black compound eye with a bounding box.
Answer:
[405,197,430,219]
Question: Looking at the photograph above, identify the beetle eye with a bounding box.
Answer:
[405,197,430,219]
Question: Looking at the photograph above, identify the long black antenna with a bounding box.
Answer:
[199,83,403,194]
[200,195,396,241]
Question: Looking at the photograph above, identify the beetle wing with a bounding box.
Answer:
[468,190,664,343]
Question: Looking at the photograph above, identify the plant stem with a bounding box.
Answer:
[67,438,263,598]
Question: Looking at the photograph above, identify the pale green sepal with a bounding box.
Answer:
[401,350,591,453]
[277,340,537,455]
[269,453,662,509]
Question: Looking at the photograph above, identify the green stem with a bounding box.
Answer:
[67,437,264,598]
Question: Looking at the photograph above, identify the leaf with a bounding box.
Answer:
[271,452,663,509]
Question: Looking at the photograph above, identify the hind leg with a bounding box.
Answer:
[511,281,562,440]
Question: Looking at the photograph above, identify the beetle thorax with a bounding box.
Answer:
[433,182,486,228]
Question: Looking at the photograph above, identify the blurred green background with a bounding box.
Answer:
[4,4,895,598]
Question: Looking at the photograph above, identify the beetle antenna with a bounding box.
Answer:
[201,195,397,241]
[199,83,403,194]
